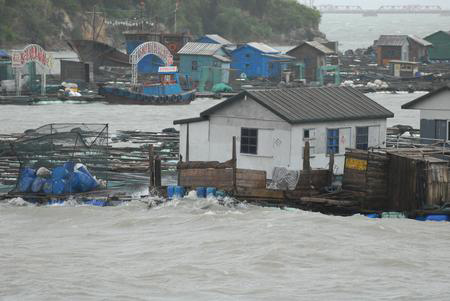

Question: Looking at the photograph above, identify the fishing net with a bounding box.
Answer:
[269,167,300,191]
[10,123,109,196]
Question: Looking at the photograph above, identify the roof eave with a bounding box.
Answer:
[173,116,209,125]
[290,114,394,125]
[401,85,450,109]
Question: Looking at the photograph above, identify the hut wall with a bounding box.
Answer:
[425,162,448,206]
[343,149,389,210]
[179,168,266,189]
[388,154,418,211]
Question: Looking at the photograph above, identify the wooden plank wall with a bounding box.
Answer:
[342,150,368,192]
[179,168,266,189]
[343,149,390,210]
[365,152,390,210]
[388,154,419,212]
[425,162,448,206]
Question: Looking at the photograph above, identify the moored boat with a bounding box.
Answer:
[98,66,195,105]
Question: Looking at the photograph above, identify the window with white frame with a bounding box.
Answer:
[303,128,316,156]
[327,128,339,154]
[356,127,369,150]
[240,128,258,155]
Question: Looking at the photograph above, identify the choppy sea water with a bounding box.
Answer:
[1,93,449,300]
[0,92,421,135]
[320,14,450,51]
[1,198,449,300]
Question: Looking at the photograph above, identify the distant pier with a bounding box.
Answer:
[318,5,450,16]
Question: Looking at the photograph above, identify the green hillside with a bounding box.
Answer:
[0,0,321,48]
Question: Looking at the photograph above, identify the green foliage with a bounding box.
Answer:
[0,0,321,46]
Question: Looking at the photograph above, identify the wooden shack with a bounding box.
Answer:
[343,148,449,212]
[342,149,390,210]
[387,151,448,211]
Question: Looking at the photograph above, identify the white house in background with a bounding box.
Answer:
[174,87,394,177]
[402,85,450,142]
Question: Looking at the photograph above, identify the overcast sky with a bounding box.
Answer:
[299,0,450,9]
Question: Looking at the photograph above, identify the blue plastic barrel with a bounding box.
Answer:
[425,215,448,222]
[366,213,380,219]
[19,176,35,193]
[167,185,175,199]
[48,200,64,205]
[206,187,217,198]
[84,200,108,207]
[68,173,80,193]
[52,179,66,195]
[216,190,226,198]
[174,186,185,199]
[73,170,97,192]
[31,177,46,193]
[52,166,69,180]
[43,180,53,194]
[77,165,94,178]
[63,161,75,172]
[21,168,36,178]
[196,187,207,198]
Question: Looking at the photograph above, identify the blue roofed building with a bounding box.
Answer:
[197,34,233,46]
[178,42,231,91]
[0,50,13,84]
[230,42,294,80]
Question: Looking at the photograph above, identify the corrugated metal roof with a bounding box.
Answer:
[374,35,409,47]
[247,42,279,54]
[212,54,231,62]
[402,84,450,109]
[375,35,432,47]
[262,53,295,60]
[200,87,394,124]
[203,34,232,45]
[178,42,223,56]
[408,35,432,46]
[287,41,335,55]
[305,41,335,54]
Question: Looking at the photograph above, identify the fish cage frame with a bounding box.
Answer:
[10,123,110,198]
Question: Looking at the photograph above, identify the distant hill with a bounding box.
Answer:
[0,0,322,49]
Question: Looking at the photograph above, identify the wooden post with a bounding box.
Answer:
[303,141,312,195]
[329,152,335,186]
[149,144,154,188]
[303,141,311,171]
[186,123,190,162]
[177,154,182,186]
[154,156,162,187]
[232,136,237,193]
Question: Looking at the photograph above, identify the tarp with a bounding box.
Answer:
[0,50,10,58]
[211,83,233,93]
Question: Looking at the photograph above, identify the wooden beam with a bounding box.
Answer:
[328,152,334,185]
[149,144,154,188]
[154,157,161,187]
[186,123,190,162]
[232,136,237,193]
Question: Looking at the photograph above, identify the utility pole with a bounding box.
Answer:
[174,0,180,33]
[86,6,105,41]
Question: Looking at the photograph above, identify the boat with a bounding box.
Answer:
[67,39,130,70]
[98,66,195,105]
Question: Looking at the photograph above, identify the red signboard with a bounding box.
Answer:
[11,44,52,69]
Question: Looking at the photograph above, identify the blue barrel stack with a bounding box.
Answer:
[17,162,99,195]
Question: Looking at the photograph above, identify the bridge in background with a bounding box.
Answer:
[318,5,450,16]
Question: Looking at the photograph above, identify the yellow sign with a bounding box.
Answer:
[345,158,368,171]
